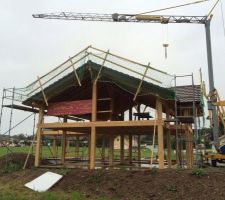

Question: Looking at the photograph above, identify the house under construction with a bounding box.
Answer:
[0,46,203,169]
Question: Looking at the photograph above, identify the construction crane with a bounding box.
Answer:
[32,1,221,149]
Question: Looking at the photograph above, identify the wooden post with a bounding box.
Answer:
[156,98,164,169]
[184,109,193,169]
[66,137,70,155]
[128,108,133,164]
[186,125,193,169]
[75,136,80,158]
[109,98,114,167]
[137,135,141,166]
[120,134,125,164]
[167,130,172,168]
[102,136,105,162]
[34,107,44,167]
[52,137,57,158]
[109,135,114,167]
[129,134,132,164]
[166,108,172,168]
[61,117,67,165]
[90,80,97,169]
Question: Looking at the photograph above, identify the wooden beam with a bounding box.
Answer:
[40,120,164,129]
[34,107,44,167]
[156,98,164,169]
[42,130,85,136]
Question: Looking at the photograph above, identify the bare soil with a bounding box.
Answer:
[1,165,225,200]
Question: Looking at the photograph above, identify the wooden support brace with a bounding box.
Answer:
[37,76,48,106]
[133,63,150,101]
[96,50,109,82]
[69,57,81,86]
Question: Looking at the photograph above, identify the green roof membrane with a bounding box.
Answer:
[23,61,175,106]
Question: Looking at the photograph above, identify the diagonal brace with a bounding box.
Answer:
[133,62,150,101]
[96,50,110,82]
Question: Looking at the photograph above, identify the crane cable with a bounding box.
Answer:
[136,0,210,15]
[207,0,220,18]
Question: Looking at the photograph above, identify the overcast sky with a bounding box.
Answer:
[0,0,225,135]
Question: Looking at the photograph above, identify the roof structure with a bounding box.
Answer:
[4,46,203,118]
[6,46,175,109]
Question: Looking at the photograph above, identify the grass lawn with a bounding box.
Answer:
[0,145,178,160]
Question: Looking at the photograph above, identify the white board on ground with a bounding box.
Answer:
[25,171,63,192]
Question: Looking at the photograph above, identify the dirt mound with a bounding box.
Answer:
[0,153,34,174]
[50,168,225,200]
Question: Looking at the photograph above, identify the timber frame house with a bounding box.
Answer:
[0,46,203,169]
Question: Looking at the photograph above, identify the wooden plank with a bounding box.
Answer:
[40,120,164,129]
[97,98,111,101]
[156,98,164,169]
[34,107,44,167]
[97,110,112,113]
[42,131,85,136]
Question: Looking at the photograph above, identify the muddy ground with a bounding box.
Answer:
[1,153,225,200]
[1,166,225,200]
